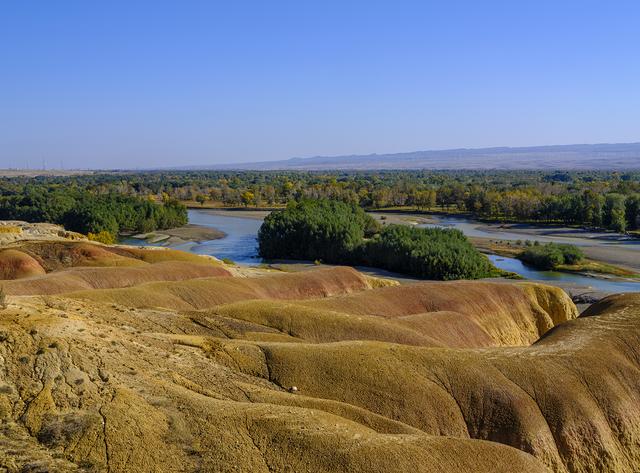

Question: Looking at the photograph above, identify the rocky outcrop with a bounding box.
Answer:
[0,221,84,245]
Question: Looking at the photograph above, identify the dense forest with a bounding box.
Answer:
[258,199,498,280]
[0,180,186,239]
[1,169,640,236]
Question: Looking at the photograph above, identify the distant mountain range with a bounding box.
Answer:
[191,142,640,171]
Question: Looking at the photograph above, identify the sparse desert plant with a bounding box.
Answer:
[42,296,62,310]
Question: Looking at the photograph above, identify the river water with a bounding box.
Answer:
[176,210,262,264]
[129,209,640,293]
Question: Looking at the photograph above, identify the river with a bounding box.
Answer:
[130,209,640,293]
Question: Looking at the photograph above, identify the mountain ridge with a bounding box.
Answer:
[188,142,640,171]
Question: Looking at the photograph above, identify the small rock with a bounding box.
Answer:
[98,369,110,382]
[289,386,298,393]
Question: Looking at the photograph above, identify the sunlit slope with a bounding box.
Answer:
[0,249,46,279]
[66,266,383,310]
[0,240,638,472]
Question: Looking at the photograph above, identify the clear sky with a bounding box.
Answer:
[1,1,639,169]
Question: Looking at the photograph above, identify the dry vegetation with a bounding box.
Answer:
[0,237,638,472]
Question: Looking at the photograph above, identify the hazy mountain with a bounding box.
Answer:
[196,142,640,171]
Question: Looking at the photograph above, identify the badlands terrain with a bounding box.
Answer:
[0,222,639,472]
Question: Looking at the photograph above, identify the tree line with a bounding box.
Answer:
[0,183,187,238]
[2,170,640,234]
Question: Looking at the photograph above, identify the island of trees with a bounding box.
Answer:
[258,199,499,280]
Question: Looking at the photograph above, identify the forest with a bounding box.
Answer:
[1,169,640,235]
[258,199,498,280]
[0,180,187,239]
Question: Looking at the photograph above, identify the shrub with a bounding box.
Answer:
[87,230,117,244]
[518,243,584,269]
[558,244,584,264]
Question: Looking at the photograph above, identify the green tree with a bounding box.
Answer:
[240,191,255,207]
[258,199,375,262]
[605,194,627,232]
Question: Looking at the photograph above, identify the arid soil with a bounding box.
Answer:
[0,237,639,472]
[128,224,226,246]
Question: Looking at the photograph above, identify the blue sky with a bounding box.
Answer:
[1,1,639,169]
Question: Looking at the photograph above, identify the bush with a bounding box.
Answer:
[558,244,584,264]
[258,199,496,280]
[87,231,117,244]
[518,243,584,269]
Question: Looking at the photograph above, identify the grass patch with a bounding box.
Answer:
[556,260,640,278]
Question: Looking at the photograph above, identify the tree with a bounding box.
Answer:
[582,190,604,227]
[605,194,627,233]
[195,194,207,206]
[240,191,255,207]
[625,194,640,230]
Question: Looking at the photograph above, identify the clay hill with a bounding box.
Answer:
[0,228,639,472]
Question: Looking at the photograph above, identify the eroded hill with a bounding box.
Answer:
[0,239,638,472]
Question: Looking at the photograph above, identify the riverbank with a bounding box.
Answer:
[124,224,226,246]
[171,208,640,278]
[128,209,640,302]
[470,237,640,280]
